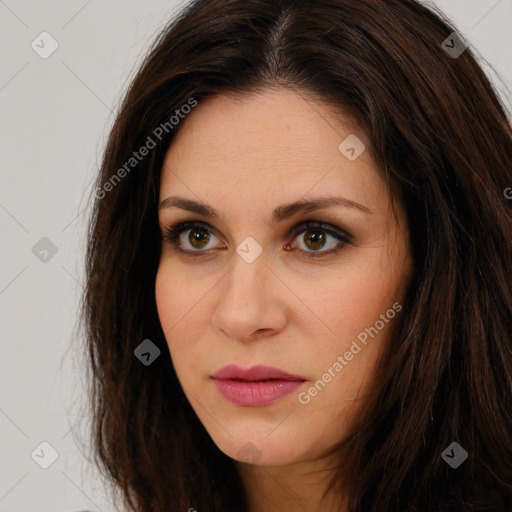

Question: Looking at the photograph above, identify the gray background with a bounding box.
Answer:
[0,1,510,511]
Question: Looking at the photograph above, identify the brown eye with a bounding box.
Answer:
[188,227,211,249]
[302,229,327,251]
[161,221,222,254]
[287,222,350,257]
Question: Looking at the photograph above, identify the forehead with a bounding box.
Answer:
[164,88,362,165]
[159,88,386,212]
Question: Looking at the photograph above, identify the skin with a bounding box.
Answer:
[155,87,413,512]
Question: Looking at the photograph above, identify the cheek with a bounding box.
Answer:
[298,289,399,442]
[298,255,407,408]
[307,260,404,344]
[155,271,180,335]
[155,265,212,373]
[155,267,197,369]
[155,262,206,335]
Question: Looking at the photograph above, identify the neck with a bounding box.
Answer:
[236,454,348,512]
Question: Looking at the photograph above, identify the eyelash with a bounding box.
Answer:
[161,220,352,259]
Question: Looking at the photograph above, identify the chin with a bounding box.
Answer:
[212,429,304,466]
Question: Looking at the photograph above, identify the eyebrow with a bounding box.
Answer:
[158,195,373,227]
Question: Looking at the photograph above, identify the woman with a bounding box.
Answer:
[80,0,512,510]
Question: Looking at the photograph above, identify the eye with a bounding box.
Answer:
[286,221,351,258]
[161,221,222,256]
[161,220,351,258]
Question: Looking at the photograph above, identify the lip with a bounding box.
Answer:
[211,364,306,407]
[212,364,305,381]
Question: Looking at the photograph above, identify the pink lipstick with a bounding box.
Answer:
[211,364,306,407]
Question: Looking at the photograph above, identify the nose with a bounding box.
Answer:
[211,249,287,342]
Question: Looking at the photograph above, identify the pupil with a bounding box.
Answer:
[305,230,325,250]
[189,229,209,248]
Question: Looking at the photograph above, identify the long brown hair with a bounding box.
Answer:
[79,0,512,510]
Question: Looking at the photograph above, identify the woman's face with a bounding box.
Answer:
[155,88,413,467]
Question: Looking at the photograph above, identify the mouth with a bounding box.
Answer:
[211,364,306,407]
